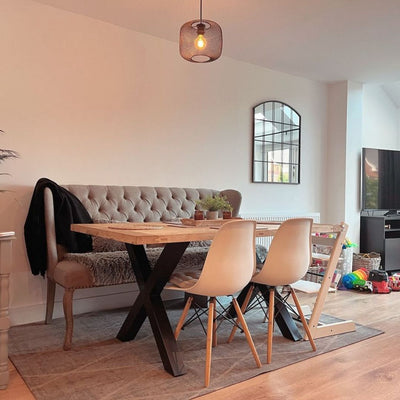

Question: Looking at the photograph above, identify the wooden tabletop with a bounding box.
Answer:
[71,221,280,245]
[71,221,346,246]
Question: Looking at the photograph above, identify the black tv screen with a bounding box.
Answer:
[362,148,400,211]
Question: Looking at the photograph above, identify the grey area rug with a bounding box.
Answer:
[8,301,382,400]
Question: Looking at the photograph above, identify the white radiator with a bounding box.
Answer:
[241,212,320,250]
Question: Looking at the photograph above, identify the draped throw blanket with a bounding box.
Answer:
[24,178,93,276]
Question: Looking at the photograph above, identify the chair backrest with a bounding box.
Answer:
[187,220,256,297]
[254,218,312,286]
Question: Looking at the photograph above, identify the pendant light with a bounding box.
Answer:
[179,0,223,63]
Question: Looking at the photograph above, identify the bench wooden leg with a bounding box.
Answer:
[45,279,56,324]
[63,288,74,351]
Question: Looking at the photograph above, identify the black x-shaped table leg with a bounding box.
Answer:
[233,283,303,342]
[117,242,190,377]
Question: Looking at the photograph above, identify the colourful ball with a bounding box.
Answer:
[353,268,368,280]
[342,268,369,289]
[342,274,357,289]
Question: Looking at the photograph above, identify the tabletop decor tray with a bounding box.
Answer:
[180,218,242,227]
[107,223,164,230]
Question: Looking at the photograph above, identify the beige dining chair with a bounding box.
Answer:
[228,218,316,364]
[166,220,262,387]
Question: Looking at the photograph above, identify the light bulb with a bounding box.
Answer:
[194,34,207,50]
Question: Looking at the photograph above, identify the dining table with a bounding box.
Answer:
[71,219,348,377]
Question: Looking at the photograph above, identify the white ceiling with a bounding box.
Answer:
[32,0,400,104]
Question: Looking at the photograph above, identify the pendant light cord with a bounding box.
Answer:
[199,0,203,23]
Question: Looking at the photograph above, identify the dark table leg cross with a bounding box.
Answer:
[256,284,302,341]
[117,241,190,377]
[233,283,302,341]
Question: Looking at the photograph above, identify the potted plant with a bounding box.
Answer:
[222,202,234,219]
[0,130,19,192]
[196,195,232,220]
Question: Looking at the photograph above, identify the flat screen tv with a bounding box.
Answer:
[362,147,400,214]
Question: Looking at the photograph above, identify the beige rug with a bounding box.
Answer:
[8,301,382,400]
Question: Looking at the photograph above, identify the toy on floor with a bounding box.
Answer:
[368,269,391,294]
[341,268,369,290]
[341,268,392,293]
[388,273,400,291]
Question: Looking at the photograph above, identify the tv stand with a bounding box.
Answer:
[384,209,398,216]
[360,215,400,272]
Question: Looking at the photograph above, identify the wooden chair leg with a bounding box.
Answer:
[212,298,217,348]
[262,296,269,323]
[232,298,262,368]
[45,279,56,324]
[267,288,275,364]
[290,287,316,351]
[63,288,74,351]
[227,284,254,343]
[174,296,193,340]
[205,297,215,387]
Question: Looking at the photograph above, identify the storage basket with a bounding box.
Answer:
[352,252,381,271]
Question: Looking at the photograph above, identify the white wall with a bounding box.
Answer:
[325,82,400,248]
[0,0,328,325]
[345,81,363,244]
[325,82,348,225]
[363,84,399,149]
[325,81,363,245]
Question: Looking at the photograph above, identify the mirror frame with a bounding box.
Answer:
[252,100,301,184]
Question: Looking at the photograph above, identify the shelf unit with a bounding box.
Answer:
[0,232,15,390]
[360,215,400,272]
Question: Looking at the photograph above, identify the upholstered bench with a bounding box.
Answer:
[62,245,210,287]
[42,184,243,350]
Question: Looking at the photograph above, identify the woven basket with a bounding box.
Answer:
[352,252,381,271]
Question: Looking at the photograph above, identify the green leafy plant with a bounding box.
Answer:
[0,130,19,190]
[196,195,233,212]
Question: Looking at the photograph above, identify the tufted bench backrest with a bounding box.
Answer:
[64,185,241,222]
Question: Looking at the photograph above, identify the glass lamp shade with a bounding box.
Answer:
[179,19,223,63]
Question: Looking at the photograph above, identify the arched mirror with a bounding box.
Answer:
[252,101,301,184]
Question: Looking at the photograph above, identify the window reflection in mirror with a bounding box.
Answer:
[252,101,300,184]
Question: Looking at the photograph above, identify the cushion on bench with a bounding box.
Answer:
[61,242,267,288]
[63,246,209,287]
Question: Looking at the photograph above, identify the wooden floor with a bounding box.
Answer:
[2,289,399,399]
